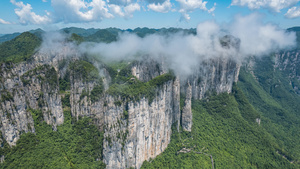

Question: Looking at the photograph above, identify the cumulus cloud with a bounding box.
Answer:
[108,0,140,18]
[124,3,141,17]
[177,0,208,12]
[10,0,51,25]
[176,0,215,21]
[285,6,300,18]
[147,0,172,13]
[231,0,300,12]
[208,2,216,15]
[73,13,295,77]
[0,18,12,25]
[180,12,190,21]
[51,0,114,23]
[109,4,125,17]
[9,0,215,24]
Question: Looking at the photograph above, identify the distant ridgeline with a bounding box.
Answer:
[0,27,299,169]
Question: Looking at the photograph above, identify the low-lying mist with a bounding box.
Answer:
[40,13,296,78]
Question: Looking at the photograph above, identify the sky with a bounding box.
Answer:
[1,0,300,34]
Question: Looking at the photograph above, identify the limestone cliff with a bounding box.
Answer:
[0,47,240,168]
[0,46,79,145]
[0,56,64,145]
[103,78,180,169]
[180,57,240,131]
[131,57,167,82]
[187,57,240,100]
[181,81,192,131]
[275,50,300,95]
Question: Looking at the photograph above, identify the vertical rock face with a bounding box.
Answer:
[0,60,65,145]
[0,63,34,145]
[275,50,300,95]
[172,77,181,131]
[103,80,180,169]
[131,58,166,82]
[181,81,192,131]
[69,78,106,130]
[187,57,240,100]
[179,57,240,131]
[0,47,240,168]
[0,48,77,146]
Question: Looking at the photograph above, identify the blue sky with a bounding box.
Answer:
[1,0,300,34]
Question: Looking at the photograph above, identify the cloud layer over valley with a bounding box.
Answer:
[41,13,296,78]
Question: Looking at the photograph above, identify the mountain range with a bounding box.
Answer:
[0,27,299,169]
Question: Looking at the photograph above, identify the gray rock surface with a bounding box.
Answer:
[103,79,180,169]
[275,50,300,95]
[0,46,240,168]
[182,81,192,131]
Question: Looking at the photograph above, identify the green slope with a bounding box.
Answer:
[0,32,41,63]
[0,33,21,44]
[0,109,105,169]
[142,50,300,169]
[84,29,117,43]
[142,88,297,169]
[238,57,300,162]
[0,28,299,168]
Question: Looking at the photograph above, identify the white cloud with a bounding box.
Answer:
[147,0,172,13]
[285,6,300,18]
[176,0,215,21]
[124,3,141,17]
[109,3,140,18]
[231,0,300,12]
[8,0,217,24]
[0,18,12,25]
[51,0,113,23]
[229,13,296,56]
[10,0,51,24]
[109,4,125,17]
[208,2,216,15]
[77,13,295,78]
[176,0,207,13]
[180,12,190,21]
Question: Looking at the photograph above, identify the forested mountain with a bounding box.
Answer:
[0,27,197,44]
[142,55,300,168]
[0,27,299,169]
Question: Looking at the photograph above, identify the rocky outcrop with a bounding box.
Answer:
[0,47,76,146]
[181,81,192,131]
[69,76,106,130]
[103,79,180,169]
[0,46,240,168]
[0,63,63,145]
[275,50,300,95]
[131,57,167,82]
[178,57,240,131]
[187,57,240,100]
